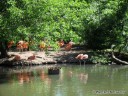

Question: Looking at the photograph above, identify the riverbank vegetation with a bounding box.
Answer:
[0,0,128,65]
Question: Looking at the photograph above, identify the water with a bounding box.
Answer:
[0,64,128,96]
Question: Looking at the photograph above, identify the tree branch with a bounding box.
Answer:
[112,51,128,65]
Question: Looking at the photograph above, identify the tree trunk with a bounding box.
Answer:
[112,51,128,65]
[0,41,9,58]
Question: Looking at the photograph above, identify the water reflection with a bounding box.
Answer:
[17,72,30,84]
[67,70,88,84]
[0,65,128,96]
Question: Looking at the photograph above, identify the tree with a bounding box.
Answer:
[0,0,89,58]
[83,0,128,51]
[1,0,128,60]
[0,0,46,57]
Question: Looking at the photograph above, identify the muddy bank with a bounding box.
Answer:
[0,50,90,66]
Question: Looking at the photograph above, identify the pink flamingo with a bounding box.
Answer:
[65,41,74,51]
[75,54,88,65]
[28,54,35,60]
[17,40,24,52]
[14,55,21,61]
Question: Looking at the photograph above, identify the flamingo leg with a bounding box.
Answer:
[83,60,86,66]
[79,60,81,66]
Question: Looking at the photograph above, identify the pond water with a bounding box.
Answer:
[0,64,128,96]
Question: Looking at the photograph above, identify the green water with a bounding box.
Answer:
[0,65,128,96]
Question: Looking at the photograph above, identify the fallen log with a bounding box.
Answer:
[112,52,128,65]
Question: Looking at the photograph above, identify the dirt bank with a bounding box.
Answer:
[0,50,89,66]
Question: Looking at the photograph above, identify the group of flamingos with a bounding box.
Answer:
[7,39,74,51]
[7,40,29,52]
[7,40,88,64]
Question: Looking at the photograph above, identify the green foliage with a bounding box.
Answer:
[90,52,110,64]
[84,0,128,51]
[49,41,60,51]
[0,0,128,52]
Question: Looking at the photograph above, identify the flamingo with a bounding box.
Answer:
[23,41,29,51]
[39,41,46,51]
[7,41,14,51]
[58,40,64,47]
[75,54,88,65]
[17,40,24,52]
[65,40,74,51]
[14,55,21,61]
[28,54,36,60]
